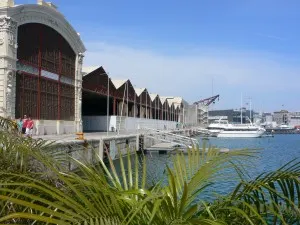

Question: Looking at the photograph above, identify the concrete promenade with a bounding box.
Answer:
[30,127,206,170]
[32,127,203,143]
[33,131,140,143]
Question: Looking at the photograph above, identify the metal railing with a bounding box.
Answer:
[143,128,199,147]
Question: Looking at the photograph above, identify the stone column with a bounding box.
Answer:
[74,52,84,132]
[0,16,18,119]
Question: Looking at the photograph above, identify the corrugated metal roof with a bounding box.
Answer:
[160,96,167,105]
[111,79,128,89]
[82,65,186,108]
[82,66,99,75]
[159,97,185,109]
[149,93,158,101]
[134,87,146,97]
[167,100,174,107]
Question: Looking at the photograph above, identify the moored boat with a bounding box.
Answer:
[207,117,265,138]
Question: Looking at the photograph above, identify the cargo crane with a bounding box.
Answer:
[193,95,219,127]
[193,94,220,106]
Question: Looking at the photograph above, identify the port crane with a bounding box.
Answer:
[193,94,220,106]
[193,95,220,126]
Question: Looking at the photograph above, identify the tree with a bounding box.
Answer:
[0,117,299,224]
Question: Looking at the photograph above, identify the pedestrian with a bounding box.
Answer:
[25,116,34,138]
[17,118,23,134]
[22,115,28,135]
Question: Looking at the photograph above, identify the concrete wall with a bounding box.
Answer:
[35,120,75,135]
[125,117,177,131]
[52,135,138,171]
[83,116,116,132]
[83,116,177,132]
[184,105,197,127]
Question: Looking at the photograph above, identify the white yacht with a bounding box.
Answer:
[207,118,265,138]
[207,117,229,137]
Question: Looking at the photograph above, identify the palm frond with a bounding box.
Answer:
[229,159,300,224]
[150,145,258,224]
[0,116,18,133]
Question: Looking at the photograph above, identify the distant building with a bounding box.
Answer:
[273,110,289,125]
[181,103,209,127]
[208,108,254,124]
[289,112,300,127]
[260,112,273,124]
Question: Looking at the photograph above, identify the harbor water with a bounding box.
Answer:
[144,134,300,201]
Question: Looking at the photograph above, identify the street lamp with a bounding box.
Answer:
[118,81,127,135]
[106,74,110,136]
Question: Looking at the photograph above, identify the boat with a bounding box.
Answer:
[207,95,266,138]
[207,117,229,137]
[277,124,294,130]
[217,123,266,138]
[207,117,265,138]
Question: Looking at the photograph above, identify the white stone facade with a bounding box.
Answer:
[0,1,85,134]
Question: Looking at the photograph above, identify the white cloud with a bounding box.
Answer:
[83,41,300,111]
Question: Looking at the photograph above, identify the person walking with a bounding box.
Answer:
[25,116,34,138]
[22,115,28,135]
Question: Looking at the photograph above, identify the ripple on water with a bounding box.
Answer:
[144,134,300,200]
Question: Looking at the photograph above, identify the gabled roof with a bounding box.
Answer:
[166,97,184,109]
[149,93,158,101]
[134,87,146,97]
[160,97,167,105]
[167,100,174,108]
[111,79,128,89]
[82,66,100,76]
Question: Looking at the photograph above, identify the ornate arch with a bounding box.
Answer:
[9,4,85,54]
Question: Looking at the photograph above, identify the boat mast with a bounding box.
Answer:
[249,97,252,122]
[241,93,243,124]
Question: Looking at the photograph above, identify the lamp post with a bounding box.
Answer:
[126,81,129,118]
[146,92,147,119]
[118,82,127,135]
[134,87,136,118]
[106,74,109,136]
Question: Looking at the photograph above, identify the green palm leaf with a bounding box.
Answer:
[229,159,300,224]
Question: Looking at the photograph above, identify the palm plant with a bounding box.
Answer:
[0,116,299,224]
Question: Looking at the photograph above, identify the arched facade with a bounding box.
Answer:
[16,23,76,121]
[0,2,85,134]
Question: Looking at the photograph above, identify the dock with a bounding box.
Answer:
[265,129,300,134]
[145,142,229,154]
[32,127,209,170]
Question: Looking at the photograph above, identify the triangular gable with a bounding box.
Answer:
[134,87,146,97]
[83,66,108,82]
[149,93,158,101]
[160,96,167,105]
[83,66,116,95]
[111,79,128,89]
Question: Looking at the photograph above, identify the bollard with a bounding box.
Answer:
[75,132,85,140]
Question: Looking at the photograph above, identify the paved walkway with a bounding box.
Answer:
[32,128,193,144]
[32,130,144,143]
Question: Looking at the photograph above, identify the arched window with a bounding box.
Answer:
[16,23,75,120]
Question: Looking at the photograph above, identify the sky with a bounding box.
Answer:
[16,0,300,112]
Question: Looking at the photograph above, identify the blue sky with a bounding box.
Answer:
[16,0,300,112]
